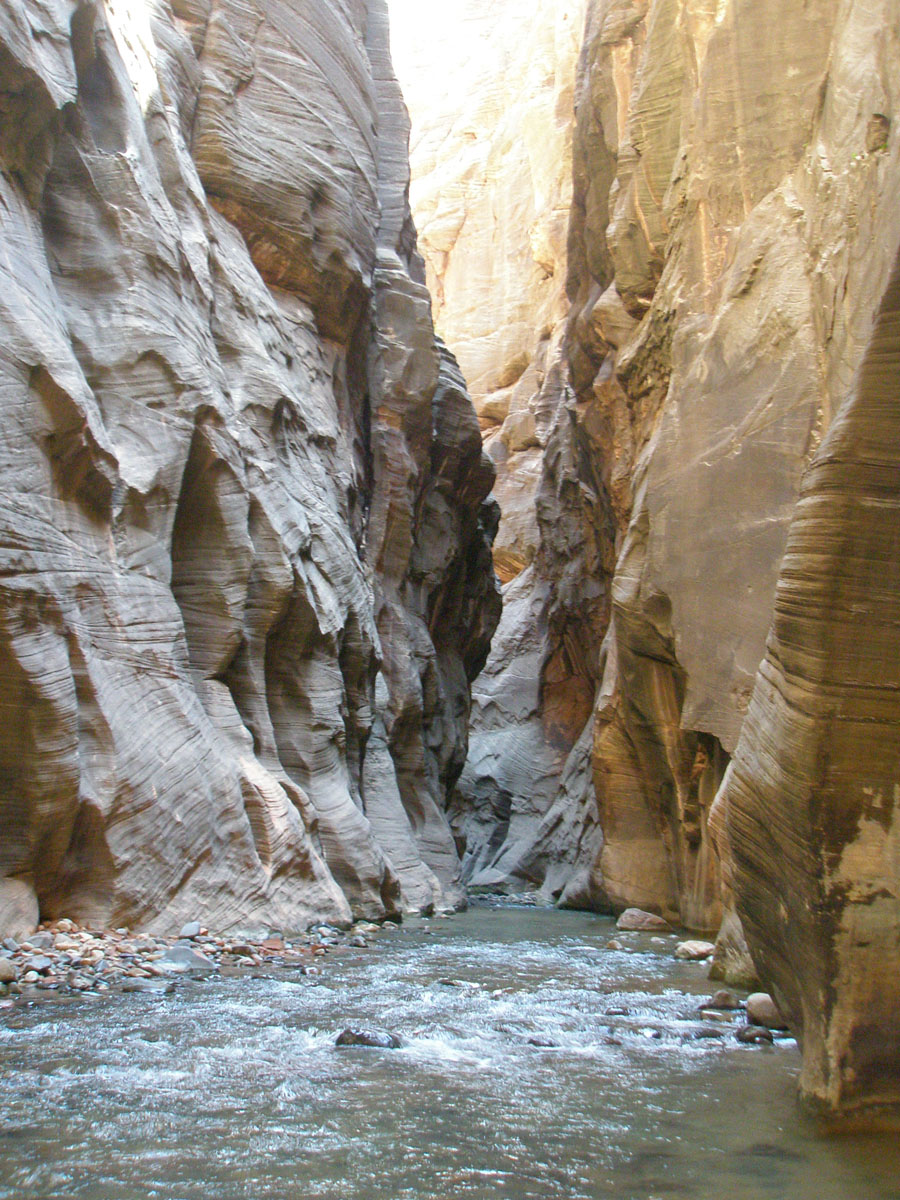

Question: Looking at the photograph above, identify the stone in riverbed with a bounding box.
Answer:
[24,932,54,950]
[736,1024,775,1045]
[179,922,203,940]
[160,946,217,974]
[335,1028,401,1049]
[675,940,716,961]
[606,939,625,951]
[22,956,54,975]
[0,958,17,983]
[616,909,672,932]
[121,978,176,994]
[704,989,741,1010]
[746,993,789,1030]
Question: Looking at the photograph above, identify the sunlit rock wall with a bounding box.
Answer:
[390,0,602,892]
[0,0,499,938]
[564,0,900,939]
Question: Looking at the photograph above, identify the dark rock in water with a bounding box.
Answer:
[736,1024,775,1045]
[527,1036,558,1048]
[436,978,481,989]
[335,1028,401,1049]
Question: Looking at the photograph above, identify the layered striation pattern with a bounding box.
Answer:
[0,0,499,938]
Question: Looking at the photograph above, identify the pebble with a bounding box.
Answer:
[0,912,380,1014]
[160,946,217,974]
[606,939,625,951]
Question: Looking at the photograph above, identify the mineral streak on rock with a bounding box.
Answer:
[0,0,499,938]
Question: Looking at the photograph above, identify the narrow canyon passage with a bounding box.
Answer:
[1,1,899,1189]
[3,903,900,1200]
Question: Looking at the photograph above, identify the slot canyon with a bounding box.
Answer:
[1,0,899,1194]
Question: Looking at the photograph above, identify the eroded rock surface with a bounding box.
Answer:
[0,0,498,938]
[716,252,900,1125]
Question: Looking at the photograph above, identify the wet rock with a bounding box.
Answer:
[606,939,625,951]
[675,940,716,961]
[746,993,789,1031]
[436,979,482,989]
[348,936,368,948]
[616,909,672,932]
[335,1028,401,1049]
[704,989,742,1010]
[121,979,175,995]
[527,1036,558,1048]
[2,939,18,953]
[179,923,202,941]
[0,958,16,983]
[736,1024,775,1045]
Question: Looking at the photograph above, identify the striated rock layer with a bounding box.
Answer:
[0,0,499,938]
[396,0,900,1117]
[391,0,604,894]
[715,252,900,1126]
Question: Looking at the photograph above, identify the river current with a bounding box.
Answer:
[1,902,897,1200]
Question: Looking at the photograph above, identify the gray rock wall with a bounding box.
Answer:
[0,0,498,938]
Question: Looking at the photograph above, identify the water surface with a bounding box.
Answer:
[2,903,898,1199]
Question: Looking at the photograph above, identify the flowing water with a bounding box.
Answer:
[1,902,898,1200]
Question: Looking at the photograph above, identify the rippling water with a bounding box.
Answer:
[1,903,898,1200]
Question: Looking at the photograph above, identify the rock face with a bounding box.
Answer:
[395,0,900,1119]
[716,253,900,1124]
[0,0,499,938]
[390,0,604,895]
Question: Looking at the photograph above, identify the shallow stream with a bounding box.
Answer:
[2,902,898,1199]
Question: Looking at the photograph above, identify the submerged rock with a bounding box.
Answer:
[736,1025,775,1046]
[335,1029,402,1050]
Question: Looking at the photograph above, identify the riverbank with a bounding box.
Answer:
[0,916,385,1008]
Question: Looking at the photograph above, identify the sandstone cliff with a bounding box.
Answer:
[396,0,900,1120]
[0,0,499,938]
[391,0,606,895]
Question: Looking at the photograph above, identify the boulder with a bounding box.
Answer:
[746,993,789,1031]
[616,909,672,932]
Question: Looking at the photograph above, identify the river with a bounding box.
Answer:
[1,902,898,1199]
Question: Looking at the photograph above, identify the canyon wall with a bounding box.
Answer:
[392,0,607,896]
[397,0,900,1119]
[0,0,499,939]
